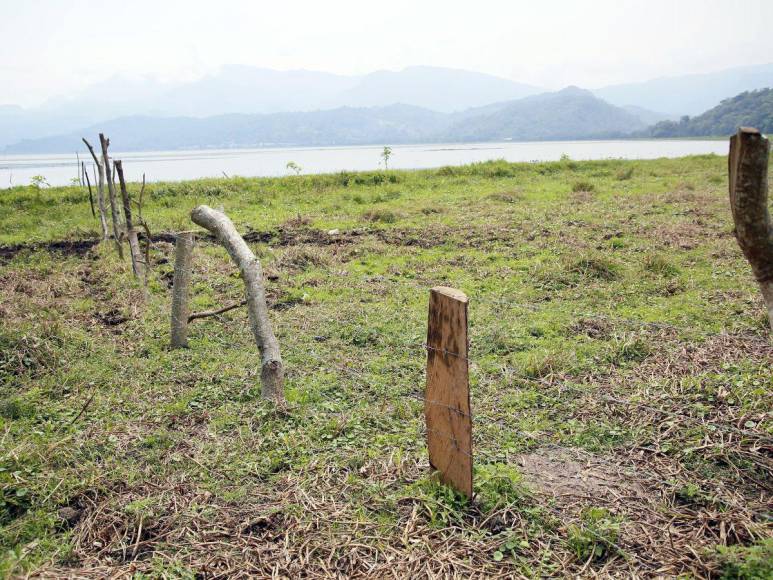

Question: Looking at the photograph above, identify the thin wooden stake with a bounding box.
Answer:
[425,286,472,498]
[82,138,109,240]
[99,133,123,257]
[114,160,144,280]
[83,161,96,218]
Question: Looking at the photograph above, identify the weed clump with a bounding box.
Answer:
[409,478,469,527]
[487,192,520,203]
[643,253,680,277]
[337,171,399,187]
[567,256,619,281]
[606,334,651,365]
[570,317,613,339]
[276,246,330,273]
[362,209,398,224]
[566,507,621,563]
[521,349,575,379]
[0,330,59,382]
[475,464,530,512]
[571,181,596,193]
[715,538,773,580]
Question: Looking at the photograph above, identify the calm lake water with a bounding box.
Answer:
[0,140,728,188]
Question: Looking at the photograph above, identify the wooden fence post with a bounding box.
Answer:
[728,127,773,330]
[81,138,110,241]
[425,286,473,498]
[114,160,145,280]
[99,133,124,258]
[170,232,195,348]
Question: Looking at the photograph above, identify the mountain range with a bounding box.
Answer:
[4,87,655,153]
[2,62,771,153]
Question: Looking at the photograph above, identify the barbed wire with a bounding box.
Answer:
[284,270,717,337]
[182,244,772,455]
[292,334,773,451]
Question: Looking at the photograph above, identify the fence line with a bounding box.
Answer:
[293,340,773,449]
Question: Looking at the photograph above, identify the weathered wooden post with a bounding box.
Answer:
[425,286,473,498]
[728,128,773,330]
[114,160,145,280]
[171,232,195,348]
[98,133,124,257]
[191,205,285,403]
[113,159,147,281]
[82,138,109,241]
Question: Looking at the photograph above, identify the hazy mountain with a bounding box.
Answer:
[594,62,773,115]
[4,88,650,154]
[4,104,450,153]
[644,88,773,138]
[337,66,539,112]
[441,87,646,142]
[0,65,542,147]
[3,62,772,150]
[622,105,677,126]
[155,66,358,116]
[0,108,98,151]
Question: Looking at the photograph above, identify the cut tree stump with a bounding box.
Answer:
[728,127,772,330]
[170,232,195,348]
[425,286,473,498]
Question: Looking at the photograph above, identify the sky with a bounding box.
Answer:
[1,0,772,107]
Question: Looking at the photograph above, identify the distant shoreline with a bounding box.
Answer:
[0,135,735,158]
[0,139,731,188]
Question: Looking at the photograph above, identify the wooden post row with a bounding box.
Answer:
[425,286,473,498]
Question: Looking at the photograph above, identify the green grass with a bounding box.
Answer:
[1,155,771,576]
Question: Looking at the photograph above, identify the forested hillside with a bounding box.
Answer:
[646,88,773,137]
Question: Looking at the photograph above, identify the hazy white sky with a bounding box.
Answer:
[2,0,772,107]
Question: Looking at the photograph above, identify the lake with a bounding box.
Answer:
[0,139,729,187]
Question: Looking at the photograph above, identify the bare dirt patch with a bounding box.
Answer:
[514,446,771,577]
[516,446,644,502]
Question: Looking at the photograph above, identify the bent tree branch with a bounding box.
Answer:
[188,300,247,323]
[190,205,285,402]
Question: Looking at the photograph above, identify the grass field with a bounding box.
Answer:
[1,155,772,578]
